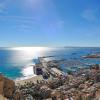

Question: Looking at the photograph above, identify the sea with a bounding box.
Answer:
[0,47,100,80]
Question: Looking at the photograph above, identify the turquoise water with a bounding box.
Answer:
[0,47,100,79]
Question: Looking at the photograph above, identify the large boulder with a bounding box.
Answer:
[0,74,15,98]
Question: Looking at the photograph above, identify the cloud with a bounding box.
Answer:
[0,15,36,31]
[0,15,36,24]
[0,0,10,13]
[17,0,64,33]
[57,20,65,28]
[82,9,97,21]
[25,0,44,8]
[20,0,46,12]
[0,0,64,33]
[20,0,56,15]
[0,2,5,12]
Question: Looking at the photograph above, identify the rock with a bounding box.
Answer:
[93,82,100,89]
[0,74,15,98]
[25,94,33,100]
[51,90,61,99]
[39,88,51,99]
[0,95,8,100]
[0,75,5,95]
[4,78,15,98]
[81,93,90,100]
[95,73,100,82]
[95,89,100,100]
[13,90,25,100]
[79,84,85,90]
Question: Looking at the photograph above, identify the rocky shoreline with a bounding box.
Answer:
[0,64,100,100]
[0,74,24,100]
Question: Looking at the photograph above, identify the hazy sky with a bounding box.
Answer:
[0,0,100,47]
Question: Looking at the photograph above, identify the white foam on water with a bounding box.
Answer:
[22,64,36,77]
[15,64,37,81]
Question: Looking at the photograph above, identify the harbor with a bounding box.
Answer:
[15,55,100,85]
[0,48,100,100]
[13,56,100,100]
[14,59,100,100]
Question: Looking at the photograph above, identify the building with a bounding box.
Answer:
[33,65,43,75]
[51,68,63,76]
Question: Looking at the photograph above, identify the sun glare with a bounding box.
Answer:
[11,47,49,59]
[12,47,46,51]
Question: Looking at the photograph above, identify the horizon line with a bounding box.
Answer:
[0,46,100,48]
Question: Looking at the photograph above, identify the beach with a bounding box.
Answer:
[15,75,43,85]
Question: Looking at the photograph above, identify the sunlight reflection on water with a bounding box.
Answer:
[10,47,50,76]
[1,47,100,79]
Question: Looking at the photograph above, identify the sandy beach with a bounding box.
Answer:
[15,75,44,86]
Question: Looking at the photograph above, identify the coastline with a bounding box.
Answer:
[0,59,100,100]
[15,75,43,85]
[1,47,100,79]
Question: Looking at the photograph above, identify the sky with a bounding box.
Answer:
[0,0,100,47]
